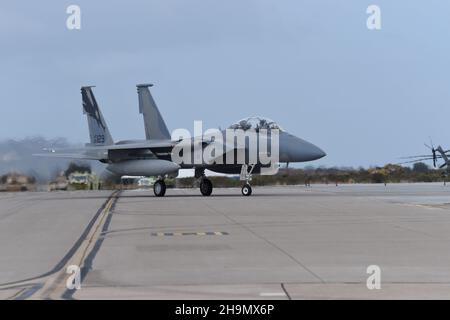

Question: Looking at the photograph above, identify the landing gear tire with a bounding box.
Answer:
[153,180,166,197]
[200,178,213,196]
[241,184,252,196]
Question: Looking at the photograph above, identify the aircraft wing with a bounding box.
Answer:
[33,140,177,161]
[34,139,238,162]
[32,152,104,160]
[92,140,176,150]
[33,146,108,160]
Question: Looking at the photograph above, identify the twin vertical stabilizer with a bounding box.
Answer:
[81,86,114,146]
[136,84,171,140]
[80,84,170,146]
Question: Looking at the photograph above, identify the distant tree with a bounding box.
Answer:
[370,168,387,183]
[64,162,91,177]
[412,162,429,173]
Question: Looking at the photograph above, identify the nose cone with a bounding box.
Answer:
[279,132,326,162]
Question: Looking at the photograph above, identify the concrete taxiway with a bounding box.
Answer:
[1,184,450,299]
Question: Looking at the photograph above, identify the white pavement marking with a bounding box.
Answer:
[259,292,286,297]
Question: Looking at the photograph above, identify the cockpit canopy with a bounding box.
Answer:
[228,116,283,131]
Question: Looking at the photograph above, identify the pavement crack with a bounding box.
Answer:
[280,283,292,300]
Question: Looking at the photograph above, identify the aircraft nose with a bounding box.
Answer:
[305,141,326,161]
[280,133,326,162]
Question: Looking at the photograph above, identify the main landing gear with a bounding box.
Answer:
[240,164,255,197]
[200,178,213,196]
[153,179,166,197]
[196,168,213,196]
[194,165,255,197]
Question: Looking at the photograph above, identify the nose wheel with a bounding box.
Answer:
[241,183,252,196]
[153,179,166,197]
[200,178,213,196]
[240,164,255,196]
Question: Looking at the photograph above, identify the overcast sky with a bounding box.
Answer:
[1,1,449,167]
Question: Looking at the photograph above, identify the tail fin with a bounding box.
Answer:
[81,86,114,146]
[136,84,171,140]
[436,146,449,164]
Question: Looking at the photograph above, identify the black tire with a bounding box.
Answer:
[241,183,252,196]
[153,180,166,197]
[200,178,213,196]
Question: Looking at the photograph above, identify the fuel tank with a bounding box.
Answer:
[106,159,180,177]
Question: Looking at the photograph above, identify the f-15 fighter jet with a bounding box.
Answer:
[36,84,326,196]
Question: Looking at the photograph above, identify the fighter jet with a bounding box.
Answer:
[36,84,326,197]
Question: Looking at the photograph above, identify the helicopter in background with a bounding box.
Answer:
[399,140,450,183]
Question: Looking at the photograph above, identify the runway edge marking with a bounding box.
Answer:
[30,190,121,300]
[150,231,229,237]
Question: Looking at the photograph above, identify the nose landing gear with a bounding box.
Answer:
[241,183,252,196]
[240,164,255,197]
